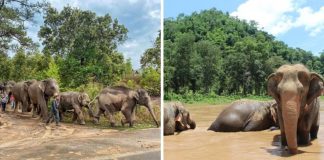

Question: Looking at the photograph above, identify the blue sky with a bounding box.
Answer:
[165,0,324,56]
[26,0,160,69]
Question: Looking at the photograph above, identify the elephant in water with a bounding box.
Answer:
[28,79,60,122]
[267,64,323,154]
[93,86,159,127]
[208,100,278,132]
[164,102,196,136]
[58,92,93,125]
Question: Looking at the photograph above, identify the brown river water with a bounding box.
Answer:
[164,99,324,160]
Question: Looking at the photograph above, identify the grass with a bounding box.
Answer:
[60,104,160,131]
[320,96,324,101]
[164,92,273,105]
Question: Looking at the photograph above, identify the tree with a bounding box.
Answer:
[39,6,128,87]
[0,0,48,54]
[140,32,161,70]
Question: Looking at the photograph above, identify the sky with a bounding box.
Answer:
[165,0,324,56]
[26,0,160,69]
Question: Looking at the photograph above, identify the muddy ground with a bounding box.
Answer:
[164,98,324,160]
[0,107,161,160]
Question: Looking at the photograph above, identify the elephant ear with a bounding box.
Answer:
[307,73,324,105]
[38,82,45,92]
[174,102,183,122]
[132,90,140,101]
[78,94,83,103]
[269,103,278,124]
[267,73,281,103]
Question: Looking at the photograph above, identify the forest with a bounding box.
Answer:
[164,8,324,101]
[0,0,161,97]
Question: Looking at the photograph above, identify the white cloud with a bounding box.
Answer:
[295,6,324,36]
[231,0,324,36]
[231,0,296,35]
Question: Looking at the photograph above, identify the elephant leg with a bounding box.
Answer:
[32,104,37,118]
[93,108,104,124]
[310,112,320,139]
[121,109,133,127]
[13,100,19,113]
[297,130,310,145]
[73,105,85,125]
[310,125,319,139]
[72,112,78,123]
[104,109,115,127]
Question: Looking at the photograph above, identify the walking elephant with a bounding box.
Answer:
[58,92,93,125]
[12,80,36,113]
[267,64,323,154]
[28,79,60,122]
[208,100,278,132]
[93,86,159,127]
[164,102,196,135]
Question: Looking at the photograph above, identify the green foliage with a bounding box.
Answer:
[0,0,48,54]
[164,8,324,97]
[39,6,128,88]
[140,67,160,96]
[164,91,272,105]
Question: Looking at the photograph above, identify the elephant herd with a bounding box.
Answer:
[3,79,159,127]
[164,64,324,154]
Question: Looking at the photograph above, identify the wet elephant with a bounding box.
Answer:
[28,79,60,122]
[12,80,36,113]
[267,64,323,154]
[58,92,93,125]
[93,86,159,127]
[208,100,278,132]
[164,102,196,136]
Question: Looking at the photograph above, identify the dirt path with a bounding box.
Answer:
[164,98,324,160]
[0,111,160,160]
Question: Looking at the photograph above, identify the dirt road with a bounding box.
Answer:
[0,111,160,160]
[164,98,324,160]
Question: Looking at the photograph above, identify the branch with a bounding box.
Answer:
[0,0,5,10]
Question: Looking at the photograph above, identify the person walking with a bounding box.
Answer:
[47,94,61,126]
[1,93,8,112]
[10,94,15,110]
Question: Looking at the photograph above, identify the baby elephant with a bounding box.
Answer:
[208,100,278,132]
[59,92,92,125]
[164,102,196,136]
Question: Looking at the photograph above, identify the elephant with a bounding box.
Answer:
[28,79,60,122]
[164,102,196,136]
[208,100,278,132]
[3,81,15,96]
[58,91,93,125]
[267,64,323,154]
[93,86,159,127]
[12,80,36,113]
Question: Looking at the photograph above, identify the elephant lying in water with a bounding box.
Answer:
[58,92,93,125]
[164,102,196,135]
[208,100,278,132]
[93,86,159,127]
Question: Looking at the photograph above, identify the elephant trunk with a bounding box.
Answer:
[146,103,159,127]
[282,95,300,154]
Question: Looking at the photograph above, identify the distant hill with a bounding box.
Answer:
[164,8,324,95]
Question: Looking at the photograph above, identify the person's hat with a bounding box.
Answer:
[53,93,59,97]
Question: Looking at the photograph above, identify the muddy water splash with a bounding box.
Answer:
[164,99,324,160]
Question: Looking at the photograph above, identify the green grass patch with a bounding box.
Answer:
[164,92,273,105]
[320,96,324,101]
